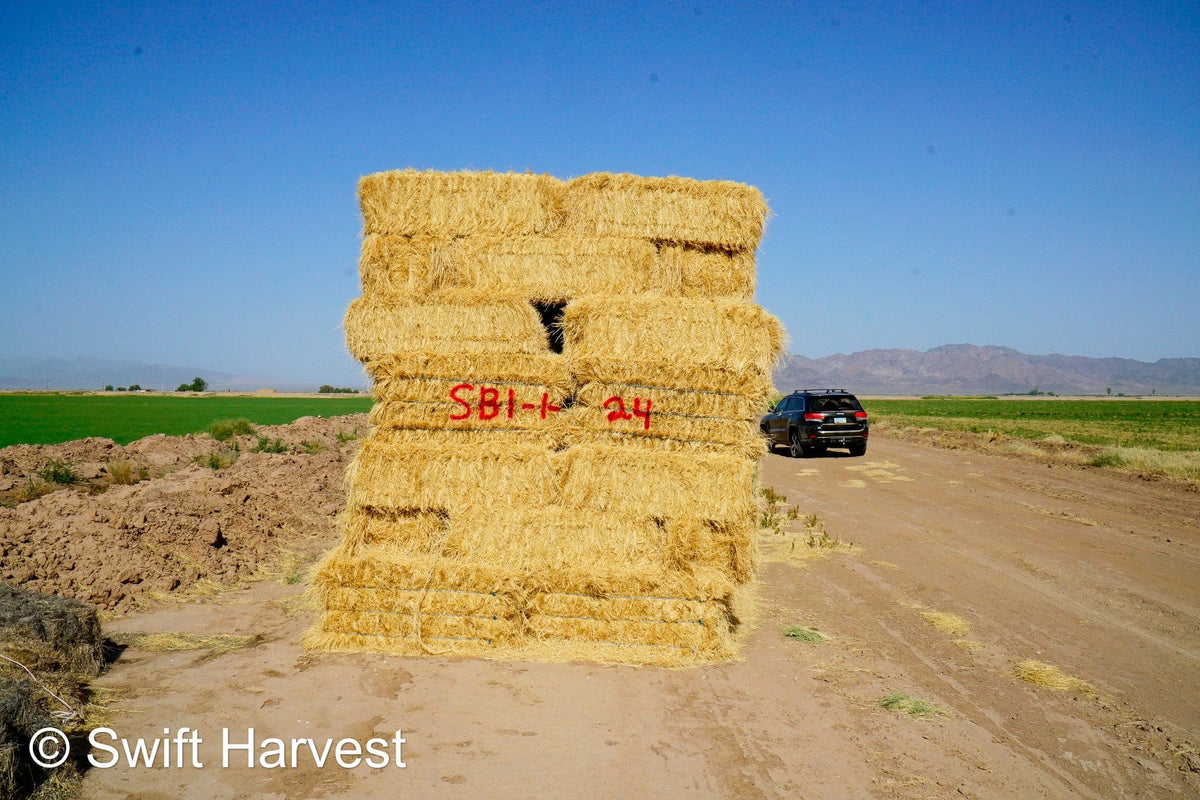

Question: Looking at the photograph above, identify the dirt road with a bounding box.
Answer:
[83,433,1200,799]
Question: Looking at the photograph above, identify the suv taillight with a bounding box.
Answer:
[803,412,824,421]
[855,411,868,419]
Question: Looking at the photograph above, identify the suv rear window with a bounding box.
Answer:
[809,396,862,412]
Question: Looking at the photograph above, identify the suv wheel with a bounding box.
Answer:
[789,430,805,458]
[848,442,867,457]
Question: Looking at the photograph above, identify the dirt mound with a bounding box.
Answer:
[0,415,368,612]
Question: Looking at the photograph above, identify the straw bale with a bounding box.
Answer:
[569,357,775,403]
[560,444,757,523]
[310,544,735,600]
[561,173,768,250]
[366,352,572,399]
[359,234,660,299]
[346,434,560,511]
[528,592,729,626]
[316,609,520,644]
[354,426,562,452]
[574,376,768,420]
[663,518,759,584]
[321,586,516,619]
[338,507,446,551]
[333,507,757,589]
[342,506,668,573]
[656,244,756,299]
[561,407,767,458]
[562,296,784,372]
[0,582,103,678]
[358,170,563,237]
[344,295,551,362]
[368,400,569,436]
[302,629,503,658]
[365,353,572,434]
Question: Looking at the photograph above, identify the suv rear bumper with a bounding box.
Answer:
[804,427,868,447]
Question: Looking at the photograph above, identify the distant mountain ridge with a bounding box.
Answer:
[0,357,313,392]
[774,344,1200,396]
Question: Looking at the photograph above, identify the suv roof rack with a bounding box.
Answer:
[792,388,848,394]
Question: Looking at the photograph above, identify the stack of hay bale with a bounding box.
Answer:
[306,170,784,665]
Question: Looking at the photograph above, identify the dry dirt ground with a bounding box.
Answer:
[5,425,1197,799]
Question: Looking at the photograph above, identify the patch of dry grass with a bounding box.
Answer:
[109,632,261,655]
[1013,659,1097,694]
[920,611,971,637]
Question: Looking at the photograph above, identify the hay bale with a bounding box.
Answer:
[358,170,564,237]
[344,295,551,362]
[316,167,781,665]
[663,518,759,584]
[345,433,560,511]
[360,234,659,299]
[341,506,667,572]
[569,357,775,405]
[366,352,572,399]
[527,594,731,653]
[310,544,734,600]
[1,678,53,800]
[560,444,757,524]
[0,583,102,678]
[656,244,756,299]
[339,507,754,584]
[561,173,768,250]
[359,234,756,300]
[573,373,770,420]
[365,353,572,434]
[562,296,784,372]
[562,408,766,458]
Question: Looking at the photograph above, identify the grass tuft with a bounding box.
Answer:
[196,451,236,470]
[783,626,826,643]
[1089,451,1126,468]
[3,478,55,507]
[252,435,288,454]
[36,458,79,484]
[299,440,326,454]
[208,418,256,441]
[879,693,941,716]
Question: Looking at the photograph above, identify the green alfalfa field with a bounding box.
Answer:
[0,392,374,448]
[863,396,1200,482]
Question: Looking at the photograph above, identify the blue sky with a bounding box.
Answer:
[2,1,1197,386]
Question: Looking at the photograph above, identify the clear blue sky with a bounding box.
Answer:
[2,1,1197,386]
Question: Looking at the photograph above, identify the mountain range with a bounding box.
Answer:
[774,344,1200,396]
[3,347,1199,396]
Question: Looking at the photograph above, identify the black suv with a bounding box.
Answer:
[761,389,869,457]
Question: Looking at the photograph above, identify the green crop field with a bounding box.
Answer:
[863,397,1200,452]
[0,393,374,447]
